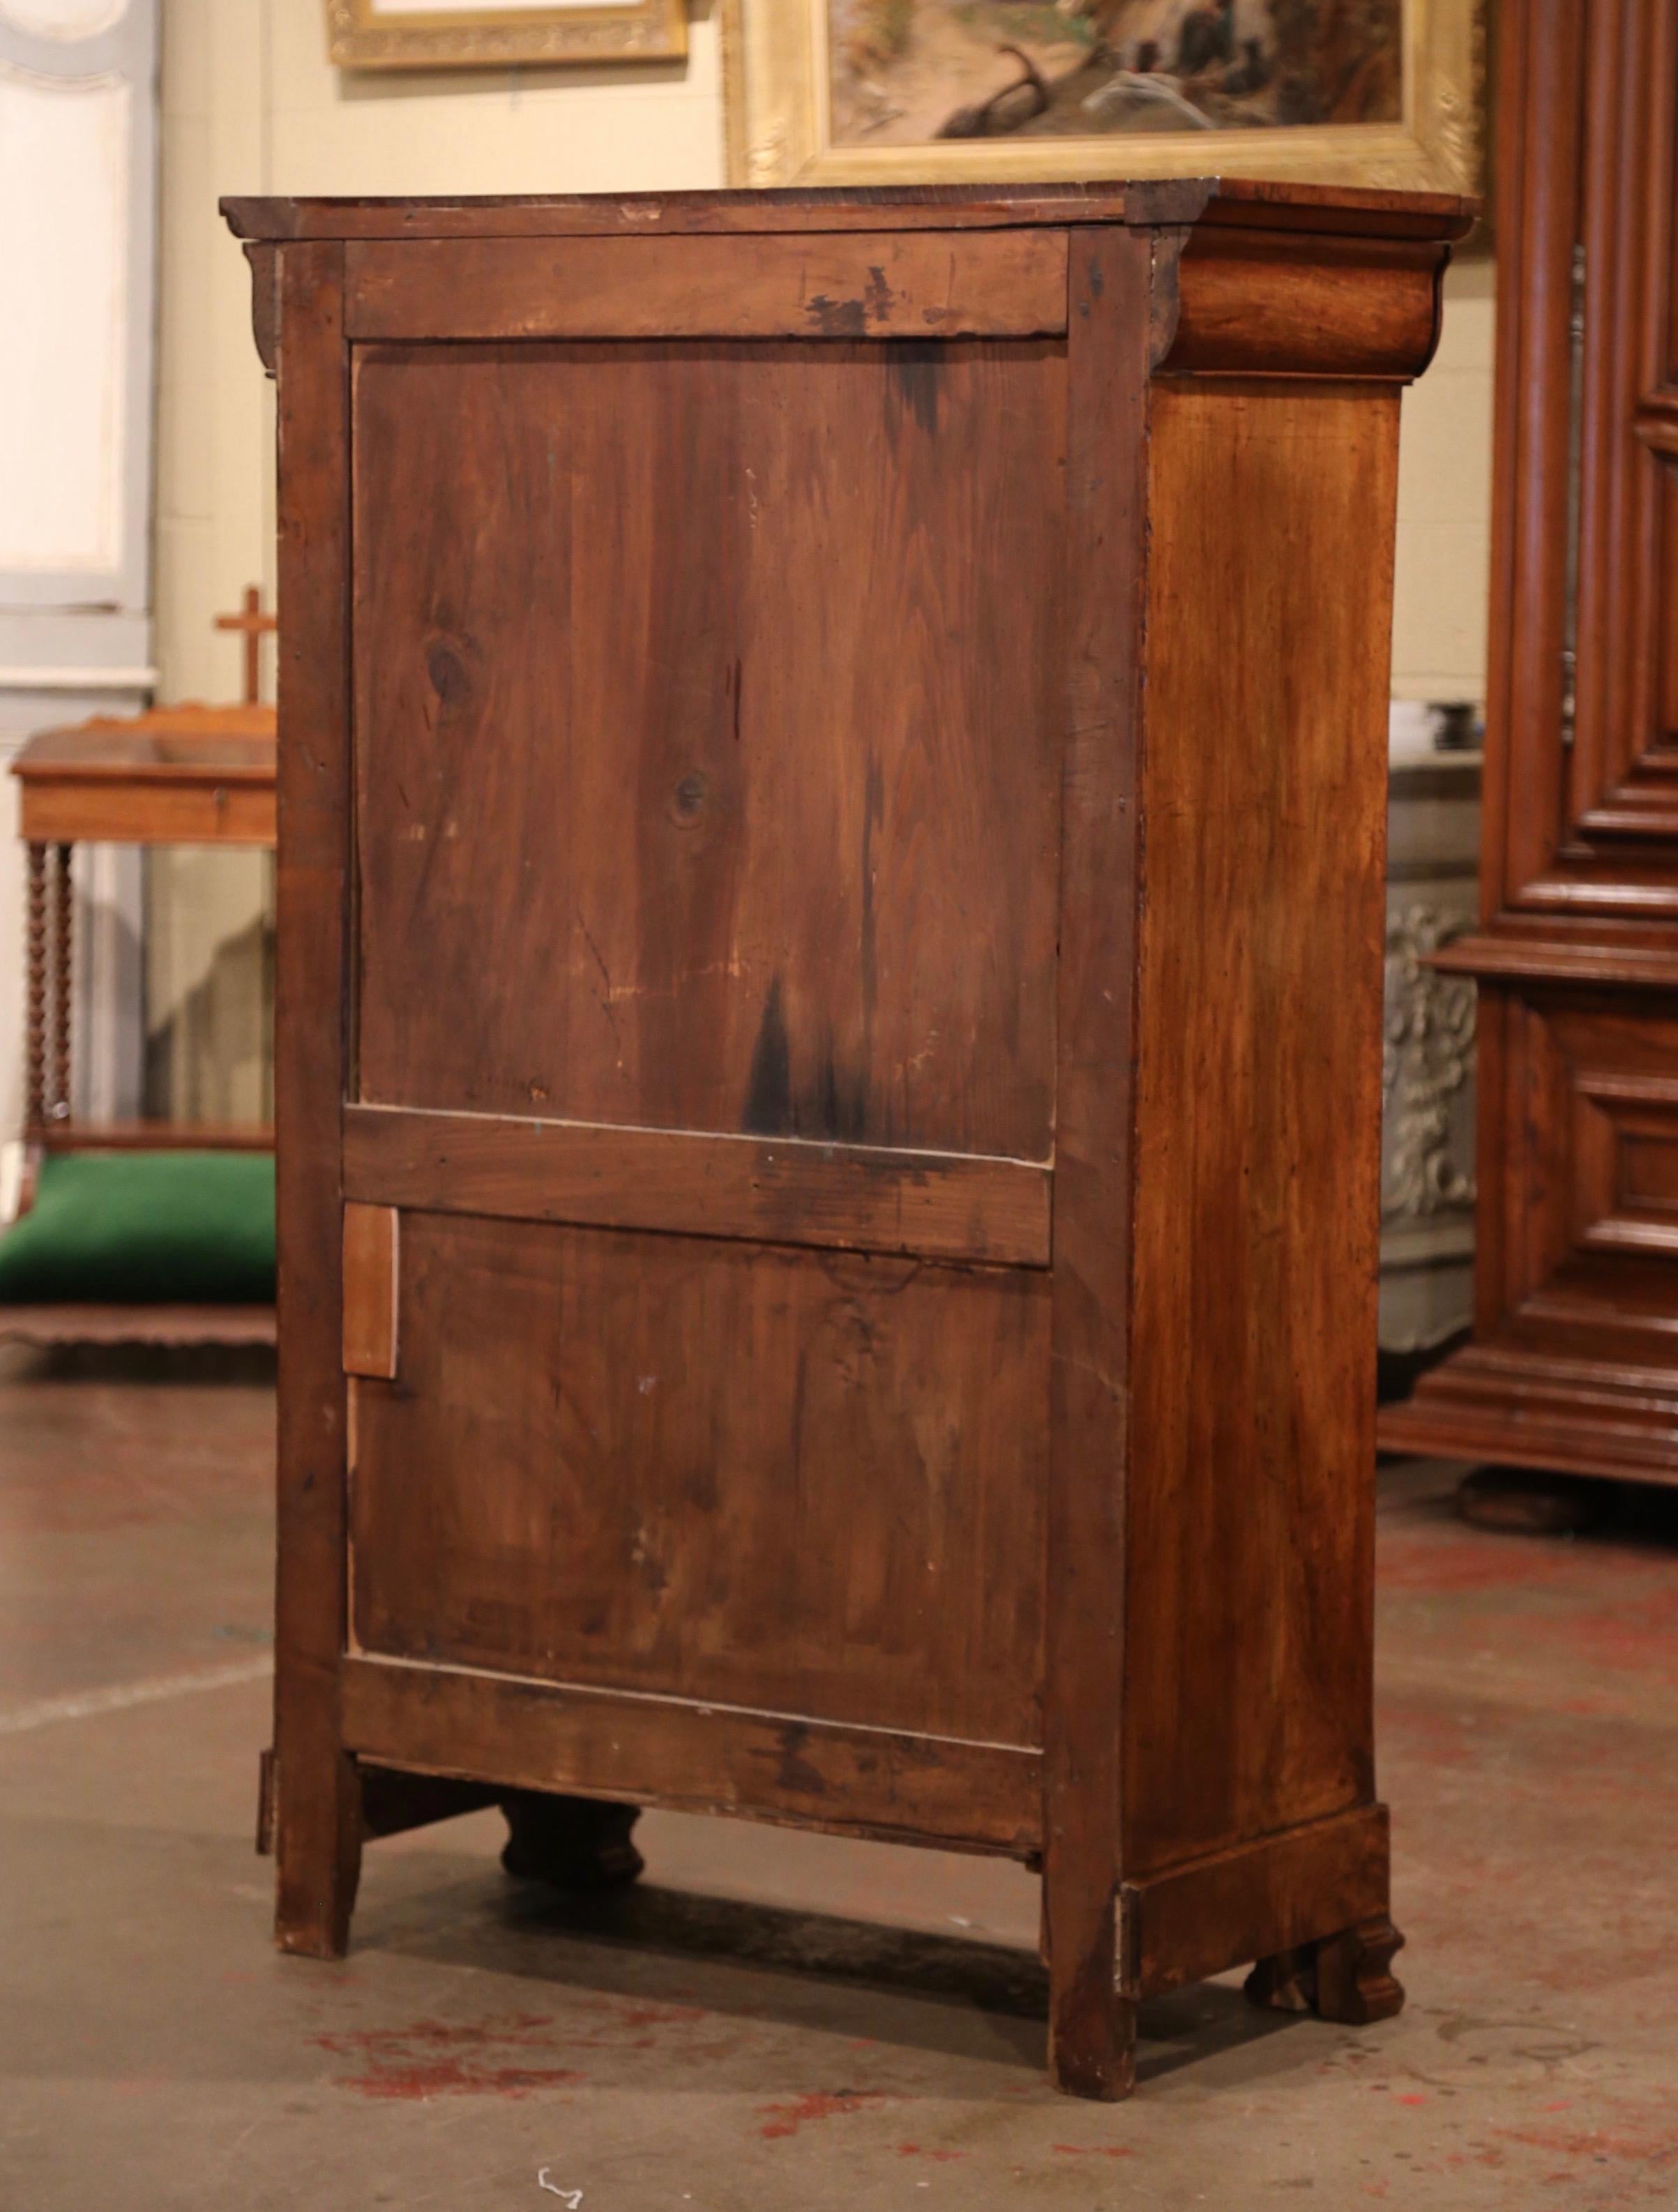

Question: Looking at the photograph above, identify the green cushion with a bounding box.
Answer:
[0,1150,275,1304]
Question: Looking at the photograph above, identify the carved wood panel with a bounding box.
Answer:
[1493,0,1678,918]
[1493,991,1678,1330]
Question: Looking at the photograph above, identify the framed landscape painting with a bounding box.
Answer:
[721,0,1481,193]
[327,0,686,70]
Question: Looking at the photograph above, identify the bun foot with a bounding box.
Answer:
[1457,1467,1614,1537]
[499,1791,644,1892]
[1245,1914,1405,2026]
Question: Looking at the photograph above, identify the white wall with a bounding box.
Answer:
[1392,255,1495,704]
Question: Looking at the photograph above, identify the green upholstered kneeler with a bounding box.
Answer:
[0,1151,275,1304]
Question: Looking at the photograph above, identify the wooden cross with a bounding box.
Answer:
[214,583,278,705]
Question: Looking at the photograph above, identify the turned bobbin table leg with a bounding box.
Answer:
[24,843,47,1131]
[51,841,73,1121]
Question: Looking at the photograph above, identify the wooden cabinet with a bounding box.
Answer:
[1379,0,1678,1489]
[227,179,1469,2100]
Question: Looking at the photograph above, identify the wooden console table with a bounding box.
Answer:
[3,698,277,1349]
[12,700,275,1152]
[228,176,1471,2098]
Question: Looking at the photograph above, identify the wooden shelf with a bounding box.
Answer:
[0,1303,275,1348]
[28,1121,274,1153]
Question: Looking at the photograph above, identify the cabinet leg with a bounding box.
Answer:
[499,1791,644,1892]
[1245,1914,1405,2027]
[1315,1915,1406,2024]
[1457,1467,1613,1537]
[1043,1876,1137,2100]
[274,1747,363,1959]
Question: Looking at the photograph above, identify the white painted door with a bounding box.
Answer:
[0,0,156,1138]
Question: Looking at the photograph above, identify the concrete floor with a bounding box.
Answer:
[1,1348,1675,2210]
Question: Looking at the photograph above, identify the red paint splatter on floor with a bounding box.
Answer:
[335,2059,582,2101]
[315,2015,582,2100]
[1396,2093,1429,2106]
[1492,2120,1678,2165]
[757,2091,895,2140]
[898,2145,969,2161]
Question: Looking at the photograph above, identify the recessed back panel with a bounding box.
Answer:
[352,338,1066,1158]
[350,1213,1050,1746]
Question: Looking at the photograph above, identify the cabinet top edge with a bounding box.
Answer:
[222,176,1476,246]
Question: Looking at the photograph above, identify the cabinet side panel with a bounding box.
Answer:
[1126,379,1398,1875]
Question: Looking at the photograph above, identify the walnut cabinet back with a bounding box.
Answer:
[227,179,1471,2099]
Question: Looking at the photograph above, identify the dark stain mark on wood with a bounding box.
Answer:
[776,1722,829,1798]
[806,266,900,336]
[743,973,792,1134]
[886,342,942,441]
[804,292,868,337]
[815,1034,870,1145]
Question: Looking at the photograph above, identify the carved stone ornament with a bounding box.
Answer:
[1382,902,1478,1224]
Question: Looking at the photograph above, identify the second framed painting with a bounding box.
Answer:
[722,0,1481,194]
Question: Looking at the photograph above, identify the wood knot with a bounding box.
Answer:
[670,771,709,823]
[426,641,474,706]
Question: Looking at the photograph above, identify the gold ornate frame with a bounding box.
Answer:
[720,0,1480,193]
[327,0,686,71]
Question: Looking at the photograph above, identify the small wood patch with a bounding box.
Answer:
[342,1202,399,1379]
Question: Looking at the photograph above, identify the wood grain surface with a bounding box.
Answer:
[1124,378,1398,1876]
[341,1657,1043,1856]
[342,1106,1050,1267]
[1039,222,1153,2104]
[350,1212,1050,1749]
[346,230,1069,342]
[352,336,1064,1161]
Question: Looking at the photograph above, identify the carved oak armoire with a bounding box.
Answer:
[1380,0,1678,1489]
[226,179,1469,2100]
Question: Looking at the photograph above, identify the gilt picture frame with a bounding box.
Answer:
[326,0,686,72]
[720,0,1481,194]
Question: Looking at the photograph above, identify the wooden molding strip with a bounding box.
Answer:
[342,1105,1051,1268]
[1428,935,1678,989]
[225,180,1475,246]
[340,1656,1043,1856]
[1124,1804,1390,1998]
[345,230,1069,343]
